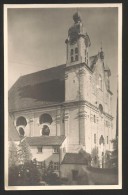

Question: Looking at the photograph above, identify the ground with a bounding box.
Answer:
[78,167,118,185]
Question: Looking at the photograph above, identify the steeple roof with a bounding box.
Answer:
[73,12,81,23]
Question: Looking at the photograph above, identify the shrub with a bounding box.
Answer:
[8,161,41,186]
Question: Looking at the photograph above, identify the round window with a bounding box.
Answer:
[16,116,27,127]
[39,114,53,125]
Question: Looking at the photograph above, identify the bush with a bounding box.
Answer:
[9,161,41,186]
[43,171,62,185]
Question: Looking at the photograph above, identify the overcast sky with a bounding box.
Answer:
[7,7,118,135]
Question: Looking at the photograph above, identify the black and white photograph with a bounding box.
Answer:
[4,4,122,190]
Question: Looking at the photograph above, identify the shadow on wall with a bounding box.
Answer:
[18,79,65,102]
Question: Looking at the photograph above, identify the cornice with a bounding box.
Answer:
[9,100,113,120]
[65,62,93,74]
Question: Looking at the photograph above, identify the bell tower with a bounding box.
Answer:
[65,12,91,102]
[65,12,91,67]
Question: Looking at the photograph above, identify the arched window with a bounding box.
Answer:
[75,47,78,54]
[94,115,96,123]
[75,55,78,61]
[99,75,102,89]
[16,116,27,127]
[94,134,96,144]
[99,104,103,114]
[42,125,50,136]
[99,135,105,145]
[71,56,74,62]
[39,113,53,125]
[71,49,73,55]
[107,136,109,144]
[19,127,25,136]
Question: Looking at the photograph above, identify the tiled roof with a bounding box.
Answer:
[62,152,89,165]
[9,64,66,112]
[26,135,65,146]
[8,115,20,141]
[9,56,113,112]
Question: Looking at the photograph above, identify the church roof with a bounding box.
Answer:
[62,152,89,165]
[26,135,65,146]
[8,115,20,141]
[9,64,66,112]
[9,56,113,112]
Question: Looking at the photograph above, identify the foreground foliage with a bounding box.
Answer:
[9,161,41,186]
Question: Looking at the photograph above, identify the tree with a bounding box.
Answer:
[110,138,118,169]
[104,150,111,168]
[9,161,41,186]
[17,138,32,164]
[42,161,62,185]
[91,147,100,167]
[9,141,18,167]
[8,138,40,186]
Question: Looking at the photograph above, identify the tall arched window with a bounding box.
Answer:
[75,55,78,61]
[71,49,73,55]
[99,135,105,145]
[99,75,102,89]
[94,115,96,123]
[99,104,103,114]
[71,56,74,62]
[75,47,78,54]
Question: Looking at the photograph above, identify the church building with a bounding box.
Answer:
[9,12,114,180]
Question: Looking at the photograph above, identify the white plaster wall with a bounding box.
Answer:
[79,37,86,63]
[60,164,87,183]
[65,69,79,101]
[30,145,59,166]
[68,107,79,145]
[84,106,92,154]
[60,138,67,162]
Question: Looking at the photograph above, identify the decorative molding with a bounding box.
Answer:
[78,111,87,118]
[64,112,69,121]
[79,68,86,76]
[10,100,113,121]
[65,62,85,71]
[56,115,61,123]
[64,72,68,80]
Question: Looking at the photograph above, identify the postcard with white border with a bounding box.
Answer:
[4,3,122,190]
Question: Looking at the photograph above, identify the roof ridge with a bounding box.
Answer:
[20,63,66,79]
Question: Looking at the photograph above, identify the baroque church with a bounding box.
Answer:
[9,12,114,180]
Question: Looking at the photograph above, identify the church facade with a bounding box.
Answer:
[9,12,114,179]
